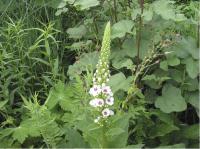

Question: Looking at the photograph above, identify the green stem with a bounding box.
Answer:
[102,121,107,148]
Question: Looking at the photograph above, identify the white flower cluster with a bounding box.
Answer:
[89,21,113,124]
[89,84,114,123]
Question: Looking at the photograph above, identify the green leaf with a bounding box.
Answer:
[155,84,187,113]
[64,127,88,148]
[74,0,99,10]
[12,127,29,143]
[0,100,8,110]
[164,37,199,59]
[149,123,179,138]
[166,55,180,66]
[67,51,99,78]
[156,143,185,149]
[160,61,168,71]
[182,77,199,91]
[142,8,153,21]
[153,0,176,20]
[181,124,199,140]
[112,57,133,70]
[106,128,125,137]
[111,20,134,39]
[169,69,183,83]
[106,114,130,148]
[126,144,144,148]
[45,81,73,109]
[108,73,133,93]
[67,25,87,39]
[183,57,199,79]
[185,91,199,109]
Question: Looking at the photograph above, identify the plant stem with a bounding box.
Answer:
[113,0,118,22]
[197,20,199,48]
[136,0,144,68]
[102,121,107,148]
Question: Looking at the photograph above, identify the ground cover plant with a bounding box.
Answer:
[0,0,199,148]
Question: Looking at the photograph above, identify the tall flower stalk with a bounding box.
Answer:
[89,22,114,124]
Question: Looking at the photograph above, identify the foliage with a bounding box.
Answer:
[0,0,199,148]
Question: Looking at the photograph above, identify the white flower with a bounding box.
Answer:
[102,83,106,87]
[89,85,101,96]
[102,86,113,96]
[102,108,114,118]
[105,96,114,106]
[109,109,114,116]
[89,98,104,107]
[94,116,101,123]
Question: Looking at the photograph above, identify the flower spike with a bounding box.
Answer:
[89,22,114,123]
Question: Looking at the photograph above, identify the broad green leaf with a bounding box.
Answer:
[182,77,199,91]
[126,144,144,148]
[142,8,153,21]
[155,84,187,113]
[74,0,99,10]
[111,20,134,39]
[185,91,199,109]
[182,57,199,79]
[181,124,199,140]
[166,55,180,66]
[106,128,125,137]
[106,114,130,148]
[153,0,176,20]
[169,69,183,83]
[108,73,133,93]
[142,74,170,89]
[67,25,87,39]
[151,110,174,125]
[67,51,99,78]
[164,37,199,59]
[156,143,185,149]
[112,57,133,70]
[122,38,137,57]
[160,61,168,71]
[149,123,179,138]
[65,128,88,148]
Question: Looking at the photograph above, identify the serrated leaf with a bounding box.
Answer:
[46,81,73,109]
[0,100,8,110]
[111,20,134,39]
[12,127,29,143]
[155,84,187,113]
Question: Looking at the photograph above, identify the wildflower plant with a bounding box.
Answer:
[89,22,114,124]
